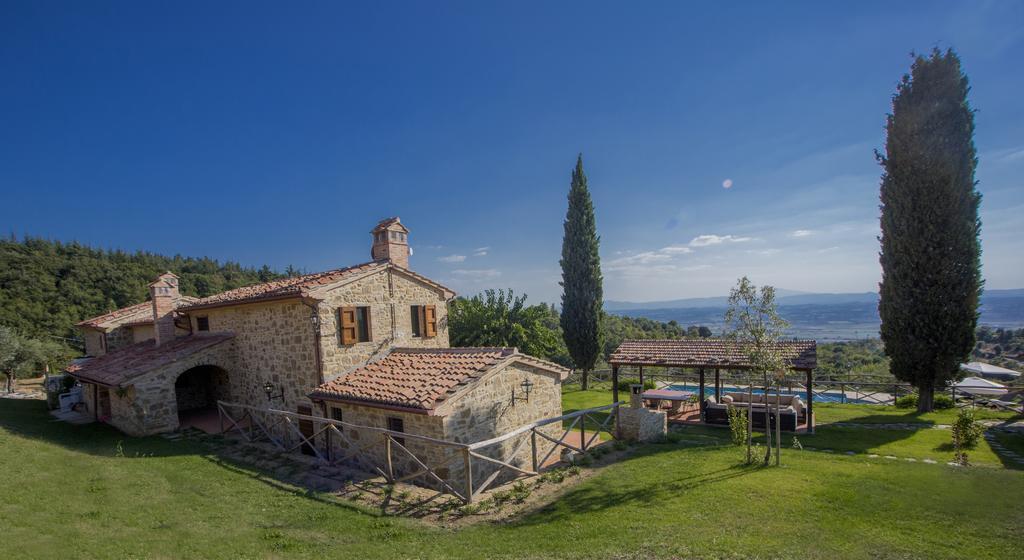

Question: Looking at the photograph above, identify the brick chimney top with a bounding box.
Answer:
[371,217,410,269]
[149,272,180,346]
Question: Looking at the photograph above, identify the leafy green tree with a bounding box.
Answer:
[724,277,789,466]
[448,290,568,365]
[0,236,284,343]
[0,326,70,392]
[877,49,983,412]
[559,155,604,390]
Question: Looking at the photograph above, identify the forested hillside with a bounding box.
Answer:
[0,237,282,342]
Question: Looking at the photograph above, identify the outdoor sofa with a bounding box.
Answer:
[703,392,804,432]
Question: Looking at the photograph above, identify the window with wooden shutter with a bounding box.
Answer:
[339,306,371,345]
[424,305,437,338]
[339,307,357,345]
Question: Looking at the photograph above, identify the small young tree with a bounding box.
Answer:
[559,155,604,390]
[951,408,984,466]
[0,326,20,394]
[724,277,789,466]
[877,49,983,412]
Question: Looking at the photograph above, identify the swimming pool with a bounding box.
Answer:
[662,383,874,405]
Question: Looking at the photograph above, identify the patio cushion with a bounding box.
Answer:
[721,394,733,404]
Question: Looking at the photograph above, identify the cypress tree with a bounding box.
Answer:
[877,49,983,412]
[559,155,604,390]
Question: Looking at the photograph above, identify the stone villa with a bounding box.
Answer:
[67,218,569,472]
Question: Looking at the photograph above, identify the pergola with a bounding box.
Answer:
[608,339,818,431]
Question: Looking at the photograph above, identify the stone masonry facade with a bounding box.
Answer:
[315,268,450,377]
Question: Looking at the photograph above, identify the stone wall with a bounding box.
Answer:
[193,300,318,412]
[317,268,451,379]
[131,324,155,344]
[82,329,105,357]
[439,362,564,491]
[617,407,667,442]
[102,339,238,436]
[322,401,450,484]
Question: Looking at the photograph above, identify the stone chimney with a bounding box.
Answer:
[370,217,410,269]
[149,272,180,346]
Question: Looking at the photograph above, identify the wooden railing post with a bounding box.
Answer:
[385,434,394,482]
[463,447,473,504]
[580,415,587,452]
[531,429,538,472]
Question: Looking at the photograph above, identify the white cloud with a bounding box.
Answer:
[689,234,754,247]
[791,229,814,238]
[989,145,1024,164]
[438,254,467,263]
[473,247,490,257]
[722,179,734,189]
[659,245,693,255]
[748,248,782,256]
[451,269,501,279]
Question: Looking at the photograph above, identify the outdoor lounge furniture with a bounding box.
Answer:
[703,392,803,432]
[642,389,696,414]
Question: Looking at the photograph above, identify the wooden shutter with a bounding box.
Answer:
[424,305,437,338]
[339,307,357,345]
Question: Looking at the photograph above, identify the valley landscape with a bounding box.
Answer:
[608,289,1024,340]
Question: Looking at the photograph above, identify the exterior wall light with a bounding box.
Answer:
[263,381,285,403]
[512,378,534,405]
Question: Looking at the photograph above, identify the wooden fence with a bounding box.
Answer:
[217,400,621,504]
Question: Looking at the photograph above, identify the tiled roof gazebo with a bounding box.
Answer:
[608,338,818,431]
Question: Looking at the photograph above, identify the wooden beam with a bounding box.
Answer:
[715,368,721,400]
[698,367,706,420]
[638,365,644,388]
[612,364,620,437]
[806,368,814,434]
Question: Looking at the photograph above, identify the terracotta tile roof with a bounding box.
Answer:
[609,339,817,370]
[179,261,454,311]
[77,297,197,330]
[310,347,570,413]
[66,333,235,387]
[373,216,408,232]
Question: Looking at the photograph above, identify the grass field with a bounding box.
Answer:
[2,394,1023,559]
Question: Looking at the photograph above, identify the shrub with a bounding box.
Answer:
[895,393,918,408]
[509,481,531,504]
[933,393,955,409]
[616,378,657,393]
[895,392,954,409]
[952,408,984,466]
[727,405,747,447]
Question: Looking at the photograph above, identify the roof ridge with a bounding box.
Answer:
[391,347,515,355]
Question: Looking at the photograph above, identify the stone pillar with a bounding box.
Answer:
[149,272,180,346]
[629,384,643,409]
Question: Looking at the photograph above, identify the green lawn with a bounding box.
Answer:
[813,402,1021,425]
[2,396,1023,559]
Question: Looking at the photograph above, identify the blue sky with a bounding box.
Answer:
[2,1,1022,303]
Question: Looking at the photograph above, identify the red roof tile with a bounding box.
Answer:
[609,339,817,370]
[179,261,453,311]
[77,297,197,330]
[66,333,235,387]
[310,347,570,413]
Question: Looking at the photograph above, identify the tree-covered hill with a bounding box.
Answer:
[0,237,283,342]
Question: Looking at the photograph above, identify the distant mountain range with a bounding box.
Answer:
[606,289,1024,341]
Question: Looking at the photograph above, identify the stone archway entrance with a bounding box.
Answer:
[175,365,230,433]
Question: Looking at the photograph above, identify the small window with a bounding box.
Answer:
[196,317,210,331]
[330,407,343,422]
[410,305,423,337]
[387,417,405,447]
[339,306,372,345]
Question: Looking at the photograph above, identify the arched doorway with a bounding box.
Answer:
[175,365,230,433]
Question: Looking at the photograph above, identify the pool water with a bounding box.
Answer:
[662,383,874,405]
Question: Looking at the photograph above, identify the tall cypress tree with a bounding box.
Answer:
[877,49,983,412]
[560,155,604,390]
